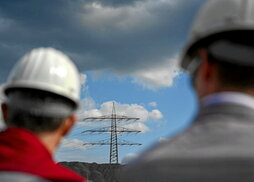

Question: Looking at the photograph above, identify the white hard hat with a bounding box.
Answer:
[181,0,254,70]
[3,47,80,108]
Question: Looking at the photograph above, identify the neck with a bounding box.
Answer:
[36,132,62,154]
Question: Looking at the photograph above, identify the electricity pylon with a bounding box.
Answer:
[81,102,141,164]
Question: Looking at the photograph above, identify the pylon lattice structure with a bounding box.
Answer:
[81,102,141,164]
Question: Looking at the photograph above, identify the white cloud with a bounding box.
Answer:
[77,100,164,132]
[132,56,180,90]
[158,137,170,143]
[79,97,96,111]
[78,100,164,123]
[77,0,182,90]
[80,0,176,33]
[80,73,87,85]
[80,1,182,89]
[124,122,150,133]
[60,138,90,150]
[149,109,163,120]
[80,73,89,93]
[149,102,157,107]
[0,0,203,90]
[121,153,139,164]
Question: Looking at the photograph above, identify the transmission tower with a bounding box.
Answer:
[81,102,141,164]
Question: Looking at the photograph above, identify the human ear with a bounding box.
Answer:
[61,114,77,136]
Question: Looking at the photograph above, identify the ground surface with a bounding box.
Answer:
[60,162,122,182]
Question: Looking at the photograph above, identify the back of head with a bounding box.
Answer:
[181,0,254,71]
[2,47,81,133]
[180,0,254,89]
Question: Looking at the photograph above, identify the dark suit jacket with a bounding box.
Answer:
[118,103,254,182]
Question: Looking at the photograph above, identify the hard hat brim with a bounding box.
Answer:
[181,30,254,71]
[3,81,80,110]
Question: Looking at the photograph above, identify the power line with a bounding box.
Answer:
[81,102,142,164]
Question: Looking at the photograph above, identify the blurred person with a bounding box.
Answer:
[0,48,86,182]
[119,0,254,181]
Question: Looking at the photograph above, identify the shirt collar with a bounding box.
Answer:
[202,92,254,110]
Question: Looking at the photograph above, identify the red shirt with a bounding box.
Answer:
[0,127,85,182]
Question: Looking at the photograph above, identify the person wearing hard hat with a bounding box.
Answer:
[0,48,86,182]
[119,0,254,181]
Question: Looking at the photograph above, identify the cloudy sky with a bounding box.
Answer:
[0,0,207,163]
